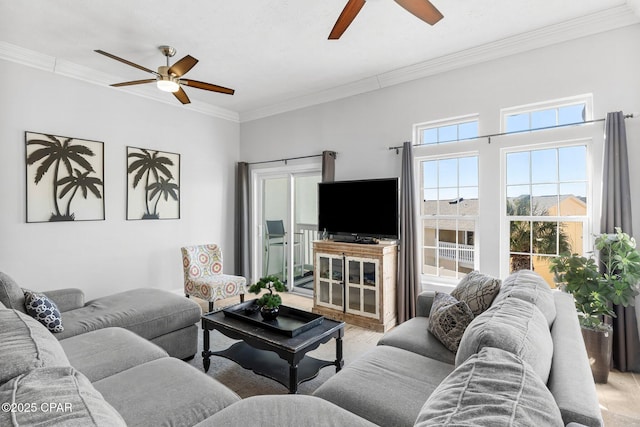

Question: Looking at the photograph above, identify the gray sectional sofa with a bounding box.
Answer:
[1,269,603,426]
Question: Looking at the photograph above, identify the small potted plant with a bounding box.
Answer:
[248,275,287,321]
[550,227,640,383]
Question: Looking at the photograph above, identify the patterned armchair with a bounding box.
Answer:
[181,244,246,312]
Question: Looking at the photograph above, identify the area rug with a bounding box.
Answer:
[186,324,381,397]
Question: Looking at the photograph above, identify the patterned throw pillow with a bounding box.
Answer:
[24,291,64,333]
[428,292,474,353]
[451,271,501,316]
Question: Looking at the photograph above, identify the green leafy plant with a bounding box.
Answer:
[248,275,286,309]
[550,228,640,330]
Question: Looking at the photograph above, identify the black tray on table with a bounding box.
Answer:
[222,300,324,337]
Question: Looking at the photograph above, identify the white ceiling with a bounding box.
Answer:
[1,1,639,122]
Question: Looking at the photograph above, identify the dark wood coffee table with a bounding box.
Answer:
[201,307,344,394]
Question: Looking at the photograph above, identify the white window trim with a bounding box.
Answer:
[498,137,595,279]
[413,113,480,145]
[500,94,593,133]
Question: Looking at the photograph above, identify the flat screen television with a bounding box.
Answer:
[318,178,399,242]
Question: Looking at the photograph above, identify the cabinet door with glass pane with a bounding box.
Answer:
[315,253,344,311]
[345,256,379,318]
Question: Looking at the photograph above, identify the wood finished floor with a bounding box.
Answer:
[198,292,640,427]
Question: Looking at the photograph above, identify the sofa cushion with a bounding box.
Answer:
[52,288,201,340]
[493,269,556,327]
[0,367,126,427]
[451,270,501,316]
[60,327,168,382]
[194,395,378,427]
[0,271,27,313]
[456,297,553,383]
[415,347,564,427]
[313,345,455,427]
[93,357,240,427]
[378,316,455,364]
[24,291,64,332]
[0,309,70,384]
[427,292,474,352]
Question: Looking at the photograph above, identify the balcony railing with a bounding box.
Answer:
[438,241,474,265]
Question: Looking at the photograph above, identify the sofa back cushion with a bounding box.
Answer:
[493,269,556,327]
[0,271,27,313]
[0,367,126,426]
[456,297,553,383]
[0,309,70,384]
[415,347,564,427]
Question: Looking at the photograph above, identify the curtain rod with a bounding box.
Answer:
[388,113,636,152]
[246,153,330,166]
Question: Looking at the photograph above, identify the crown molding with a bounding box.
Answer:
[240,4,640,122]
[0,42,240,122]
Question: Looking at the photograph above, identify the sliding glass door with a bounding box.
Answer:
[252,165,321,294]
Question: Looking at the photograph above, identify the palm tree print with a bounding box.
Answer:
[57,169,104,218]
[26,133,103,222]
[127,148,180,219]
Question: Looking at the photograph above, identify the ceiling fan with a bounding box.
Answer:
[329,0,443,40]
[94,46,234,104]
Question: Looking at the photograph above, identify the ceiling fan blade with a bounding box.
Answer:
[94,50,159,76]
[181,79,235,95]
[168,55,198,77]
[110,79,156,87]
[173,86,191,104]
[329,0,366,40]
[393,0,443,25]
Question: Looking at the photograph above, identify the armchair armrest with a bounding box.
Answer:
[43,288,85,312]
[416,290,436,317]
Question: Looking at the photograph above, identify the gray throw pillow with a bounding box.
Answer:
[451,270,501,316]
[427,292,474,353]
[415,347,564,427]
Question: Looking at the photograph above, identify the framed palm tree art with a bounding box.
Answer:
[25,132,105,223]
[127,147,180,220]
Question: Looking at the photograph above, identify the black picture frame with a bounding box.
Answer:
[126,146,180,220]
[25,131,105,223]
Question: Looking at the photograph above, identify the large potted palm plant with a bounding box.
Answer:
[550,227,640,383]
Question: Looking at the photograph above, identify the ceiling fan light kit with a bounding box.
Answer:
[95,45,234,104]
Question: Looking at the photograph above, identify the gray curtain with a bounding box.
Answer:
[397,141,419,323]
[601,111,640,372]
[234,162,251,279]
[322,151,336,182]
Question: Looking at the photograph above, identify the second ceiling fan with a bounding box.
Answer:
[329,0,443,40]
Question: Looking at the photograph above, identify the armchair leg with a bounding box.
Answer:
[240,294,245,303]
[208,301,214,312]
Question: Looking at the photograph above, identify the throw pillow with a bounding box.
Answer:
[451,270,501,316]
[427,292,474,353]
[24,291,64,333]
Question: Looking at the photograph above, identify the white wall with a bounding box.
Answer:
[0,60,240,299]
[240,24,640,278]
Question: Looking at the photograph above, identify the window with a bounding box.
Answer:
[420,155,479,279]
[501,94,592,134]
[414,115,479,145]
[505,144,589,286]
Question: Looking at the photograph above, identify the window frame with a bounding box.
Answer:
[414,113,480,146]
[500,94,593,134]
[499,138,595,281]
